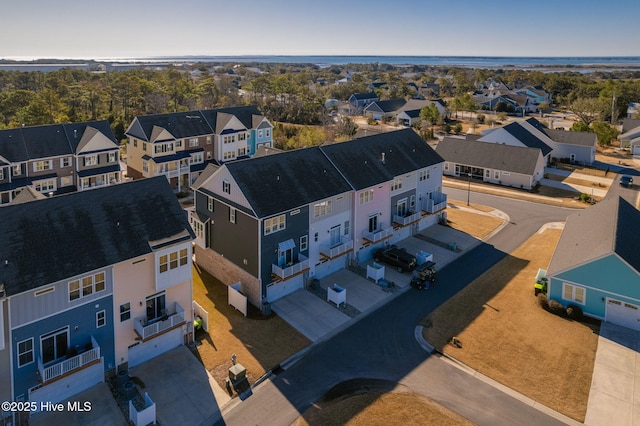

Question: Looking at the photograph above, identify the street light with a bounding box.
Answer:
[467,172,472,206]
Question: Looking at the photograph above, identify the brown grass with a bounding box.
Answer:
[448,199,495,212]
[191,266,310,392]
[291,391,474,426]
[445,206,504,239]
[545,173,610,189]
[421,229,599,422]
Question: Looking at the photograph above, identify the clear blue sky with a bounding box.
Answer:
[2,0,639,59]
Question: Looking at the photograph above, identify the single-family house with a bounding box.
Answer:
[397,100,447,127]
[364,99,407,121]
[546,196,640,330]
[620,118,640,151]
[627,102,640,119]
[0,120,122,205]
[349,93,380,111]
[514,86,551,107]
[0,176,194,407]
[125,106,272,190]
[436,137,545,190]
[419,82,440,99]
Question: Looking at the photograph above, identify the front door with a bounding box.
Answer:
[41,327,68,364]
[330,225,341,247]
[146,293,166,321]
[368,214,378,233]
[397,199,407,217]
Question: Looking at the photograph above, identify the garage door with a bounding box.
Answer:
[128,327,182,368]
[606,299,640,331]
[266,276,303,303]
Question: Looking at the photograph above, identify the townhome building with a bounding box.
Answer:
[190,129,445,312]
[0,177,194,411]
[125,106,272,191]
[0,120,122,205]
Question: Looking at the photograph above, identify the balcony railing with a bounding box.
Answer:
[134,302,185,341]
[38,335,100,383]
[272,254,309,280]
[423,192,448,214]
[393,211,422,227]
[320,238,353,259]
[362,224,394,243]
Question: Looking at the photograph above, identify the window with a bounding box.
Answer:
[264,214,286,235]
[69,280,80,301]
[143,142,147,151]
[180,248,188,266]
[169,251,178,269]
[176,140,182,148]
[314,200,332,217]
[238,148,247,156]
[60,157,71,168]
[206,151,212,160]
[494,171,500,179]
[410,195,416,210]
[223,151,235,160]
[238,132,247,141]
[142,161,149,173]
[82,276,93,297]
[359,190,373,205]
[159,255,168,273]
[300,235,308,251]
[229,207,236,224]
[41,328,68,364]
[35,179,55,192]
[134,139,138,148]
[190,153,203,164]
[194,220,204,239]
[444,163,449,171]
[419,170,428,181]
[562,283,585,305]
[485,170,491,178]
[314,232,319,242]
[154,143,174,154]
[223,180,230,194]
[0,169,3,180]
[189,138,199,147]
[60,176,72,187]
[265,129,271,138]
[33,160,52,172]
[94,272,105,292]
[206,136,212,145]
[223,135,234,144]
[344,220,350,235]
[207,197,214,211]
[85,155,98,166]
[159,248,188,273]
[120,303,131,322]
[18,338,34,367]
[146,293,166,321]
[258,130,264,138]
[13,164,21,176]
[391,177,403,191]
[96,310,106,328]
[108,152,116,162]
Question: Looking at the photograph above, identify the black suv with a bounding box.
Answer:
[373,246,417,272]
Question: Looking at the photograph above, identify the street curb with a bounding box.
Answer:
[416,337,583,425]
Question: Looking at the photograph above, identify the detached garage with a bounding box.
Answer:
[547,196,640,330]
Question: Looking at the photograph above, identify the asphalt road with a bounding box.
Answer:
[219,191,578,426]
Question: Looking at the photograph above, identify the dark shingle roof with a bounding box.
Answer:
[548,197,640,276]
[622,118,640,134]
[542,129,597,147]
[436,137,542,175]
[0,177,194,296]
[320,129,443,190]
[225,148,353,218]
[366,99,407,113]
[502,122,553,156]
[351,92,378,100]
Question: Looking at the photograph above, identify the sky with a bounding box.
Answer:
[1,0,639,60]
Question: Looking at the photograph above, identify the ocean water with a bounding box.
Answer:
[110,55,640,69]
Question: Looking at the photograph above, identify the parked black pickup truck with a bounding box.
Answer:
[373,246,417,272]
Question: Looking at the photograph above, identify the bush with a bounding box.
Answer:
[566,304,584,320]
[537,293,549,310]
[546,299,566,317]
[580,193,591,203]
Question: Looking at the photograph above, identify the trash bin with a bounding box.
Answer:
[123,380,136,400]
[117,370,129,387]
[262,302,271,316]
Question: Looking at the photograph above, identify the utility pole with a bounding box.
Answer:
[611,94,617,125]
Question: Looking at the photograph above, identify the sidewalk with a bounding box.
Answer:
[444,177,579,204]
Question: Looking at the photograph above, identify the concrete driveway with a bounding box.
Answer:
[586,322,640,426]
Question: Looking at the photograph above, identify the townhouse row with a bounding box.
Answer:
[0,177,195,411]
[0,105,273,205]
[189,129,447,310]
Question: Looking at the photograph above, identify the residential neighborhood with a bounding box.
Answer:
[2,55,640,426]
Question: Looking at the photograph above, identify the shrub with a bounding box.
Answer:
[546,299,565,316]
[537,293,549,310]
[566,304,584,320]
[580,193,591,203]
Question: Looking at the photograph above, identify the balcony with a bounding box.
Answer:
[423,192,448,214]
[320,238,354,260]
[38,335,100,383]
[134,302,185,341]
[362,224,394,244]
[393,211,422,227]
[272,254,309,281]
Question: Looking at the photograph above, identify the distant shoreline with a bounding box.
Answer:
[2,55,640,71]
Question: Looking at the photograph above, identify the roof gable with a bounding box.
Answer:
[501,122,553,156]
[150,126,176,143]
[76,126,119,153]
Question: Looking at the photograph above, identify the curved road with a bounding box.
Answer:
[219,191,578,426]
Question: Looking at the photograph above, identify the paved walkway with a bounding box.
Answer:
[543,166,613,198]
[443,177,579,204]
[585,322,640,426]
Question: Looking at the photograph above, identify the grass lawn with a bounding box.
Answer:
[291,390,473,426]
[445,201,504,239]
[545,173,610,189]
[191,265,310,392]
[421,228,599,422]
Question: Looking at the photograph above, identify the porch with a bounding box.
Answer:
[422,192,448,214]
[134,302,186,341]
[37,335,100,384]
[362,223,394,244]
[272,254,310,281]
[393,211,422,227]
[320,238,354,260]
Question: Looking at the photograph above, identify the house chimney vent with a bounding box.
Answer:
[381,152,385,163]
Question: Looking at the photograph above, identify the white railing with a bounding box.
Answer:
[320,238,353,259]
[272,254,309,280]
[393,211,422,226]
[39,335,100,383]
[134,302,185,341]
[362,224,394,243]
[423,193,448,213]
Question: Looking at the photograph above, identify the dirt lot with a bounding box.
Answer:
[191,265,310,393]
[421,228,599,422]
[445,200,504,239]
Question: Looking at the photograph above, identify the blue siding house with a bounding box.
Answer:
[547,197,640,330]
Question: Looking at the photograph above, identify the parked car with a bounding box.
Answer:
[373,246,417,272]
[620,175,633,188]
